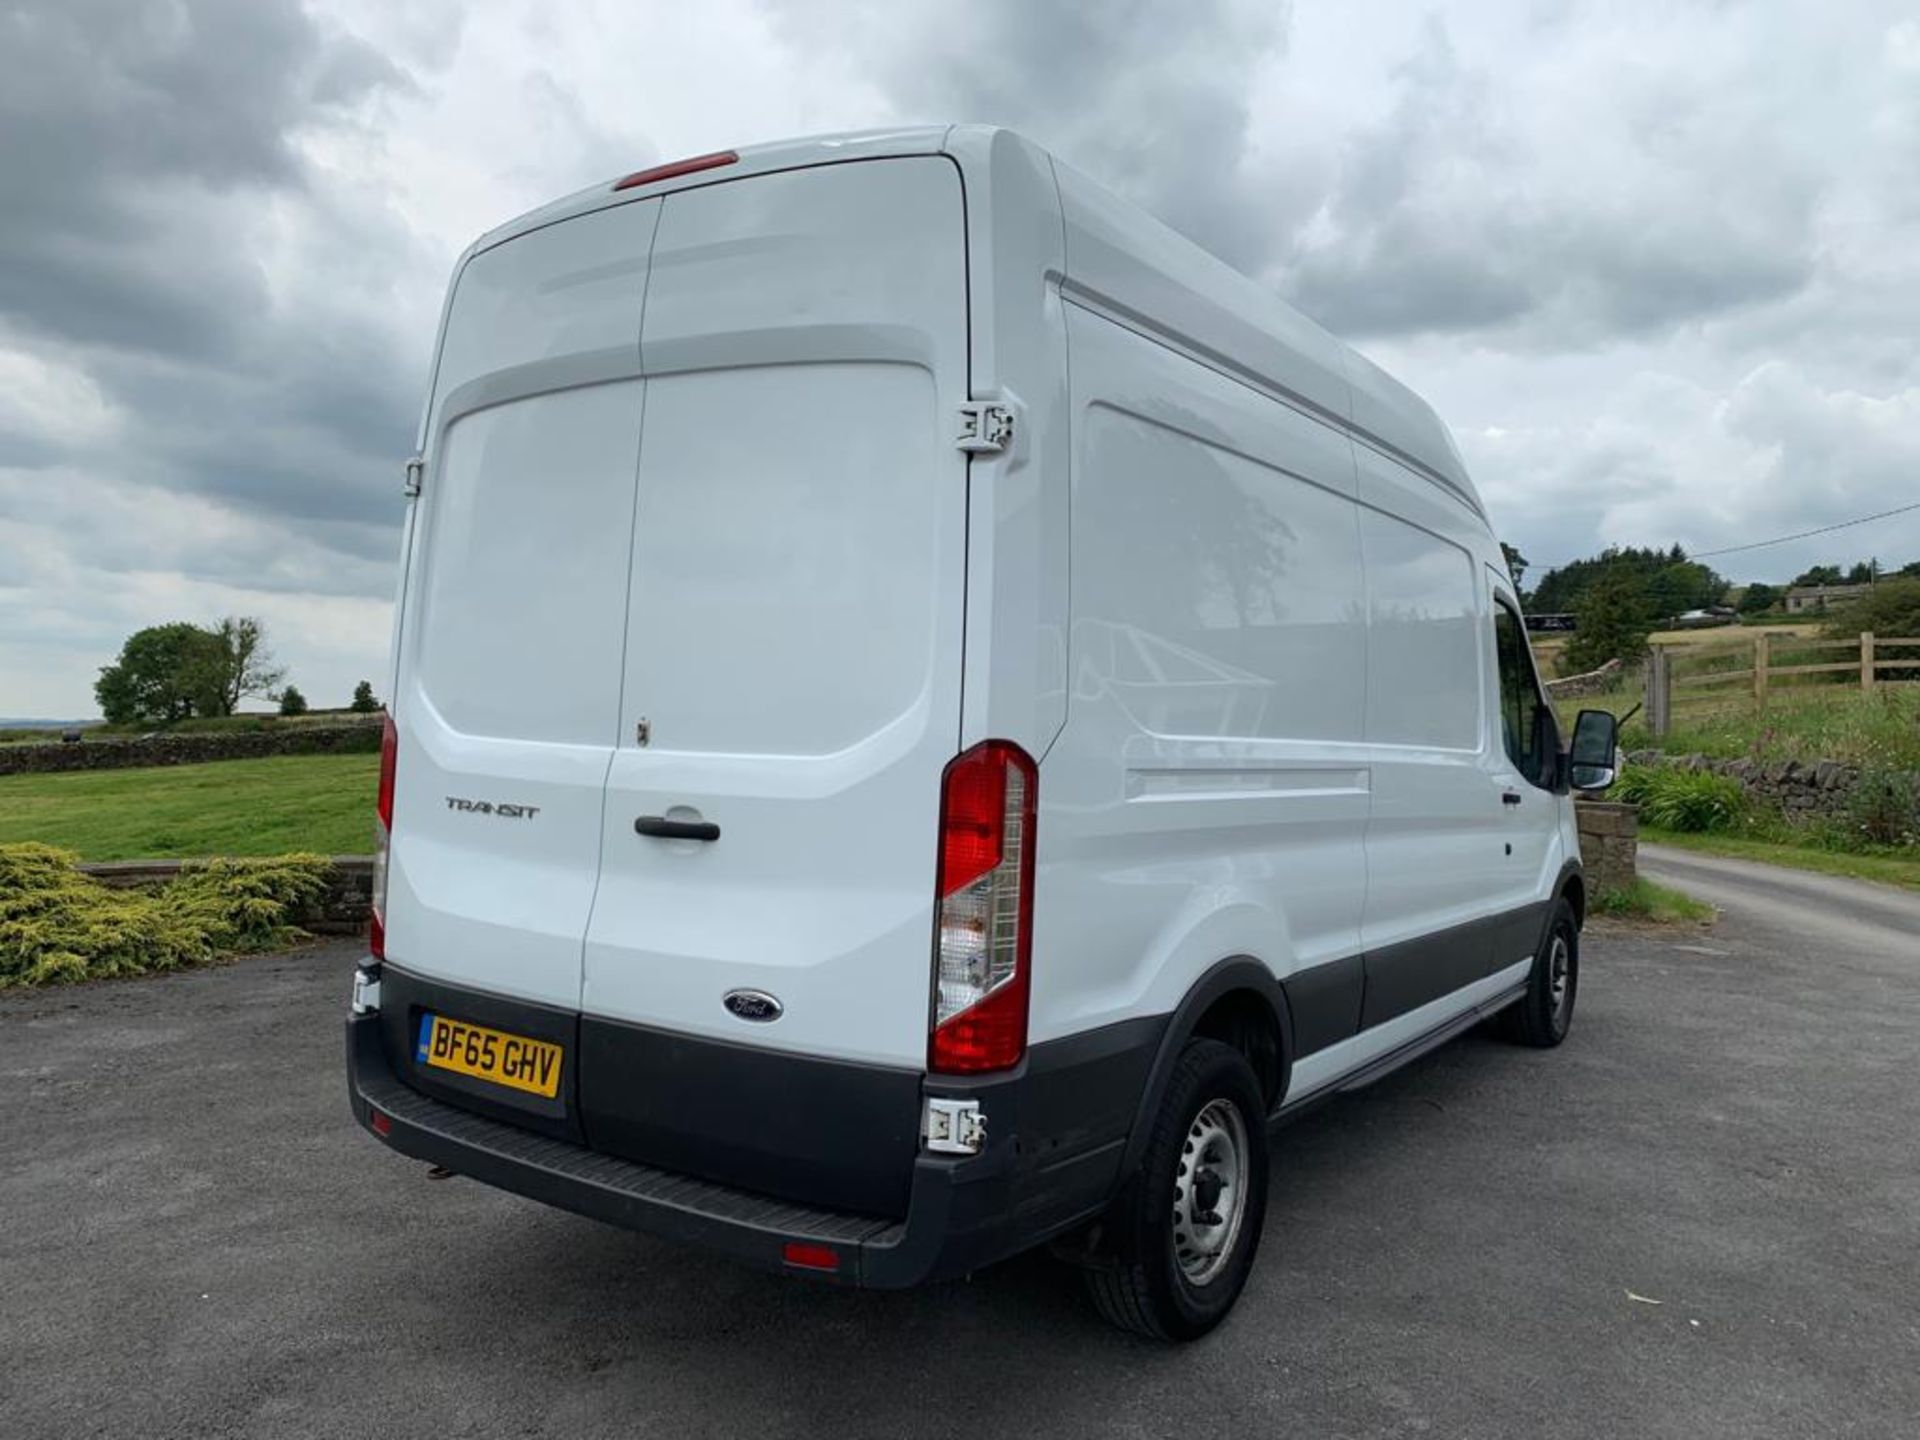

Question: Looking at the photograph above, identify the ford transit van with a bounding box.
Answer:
[348,126,1621,1339]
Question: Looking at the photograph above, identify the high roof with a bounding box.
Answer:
[467,125,1480,516]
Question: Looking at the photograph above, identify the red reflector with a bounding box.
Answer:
[930,968,1031,1074]
[369,1109,392,1137]
[368,909,386,962]
[782,1241,840,1272]
[612,149,738,192]
[938,744,1010,895]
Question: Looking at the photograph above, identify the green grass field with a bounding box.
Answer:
[0,754,378,861]
[1552,681,1920,771]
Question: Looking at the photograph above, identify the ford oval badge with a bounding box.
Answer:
[723,989,783,1023]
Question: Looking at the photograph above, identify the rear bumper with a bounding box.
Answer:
[346,977,1161,1288]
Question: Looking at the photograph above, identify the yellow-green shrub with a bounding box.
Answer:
[0,844,332,988]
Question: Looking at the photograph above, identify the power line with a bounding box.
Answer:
[1687,499,1920,559]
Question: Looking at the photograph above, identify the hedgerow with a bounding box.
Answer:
[0,844,332,988]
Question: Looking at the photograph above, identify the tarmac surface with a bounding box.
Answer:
[4,849,1916,1438]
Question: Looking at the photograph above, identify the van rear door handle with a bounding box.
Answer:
[1501,790,1523,807]
[634,816,720,842]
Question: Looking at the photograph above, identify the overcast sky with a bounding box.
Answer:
[3,0,1918,716]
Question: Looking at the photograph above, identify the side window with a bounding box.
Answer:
[1493,603,1555,789]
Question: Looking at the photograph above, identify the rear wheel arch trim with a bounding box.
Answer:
[1116,957,1293,1180]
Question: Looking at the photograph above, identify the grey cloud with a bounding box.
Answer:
[0,0,423,585]
[1278,17,1822,345]
[787,0,1295,274]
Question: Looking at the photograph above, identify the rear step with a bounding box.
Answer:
[350,1022,903,1275]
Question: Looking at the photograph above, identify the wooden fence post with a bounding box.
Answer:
[1753,631,1770,712]
[1862,632,1876,693]
[1647,646,1670,737]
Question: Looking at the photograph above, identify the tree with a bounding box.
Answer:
[349,680,381,714]
[1500,543,1530,599]
[1528,545,1727,618]
[1736,582,1779,616]
[201,616,286,716]
[1824,576,1920,641]
[1846,559,1877,585]
[1792,564,1843,587]
[1899,559,1920,578]
[277,685,309,716]
[1560,569,1655,676]
[94,623,228,725]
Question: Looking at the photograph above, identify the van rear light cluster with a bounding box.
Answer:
[369,714,397,960]
[929,741,1037,1074]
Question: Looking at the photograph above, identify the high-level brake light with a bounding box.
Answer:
[929,741,1037,1074]
[612,150,738,192]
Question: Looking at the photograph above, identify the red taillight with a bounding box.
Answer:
[782,1241,840,1272]
[376,713,397,830]
[612,149,738,192]
[929,742,1036,1075]
[370,714,396,960]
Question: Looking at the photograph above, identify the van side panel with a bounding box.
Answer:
[1036,304,1370,1046]
[385,199,660,1010]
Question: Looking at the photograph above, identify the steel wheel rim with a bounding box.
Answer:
[1548,933,1572,1021]
[1171,1097,1250,1287]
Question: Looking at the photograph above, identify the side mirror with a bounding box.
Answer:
[1568,708,1619,791]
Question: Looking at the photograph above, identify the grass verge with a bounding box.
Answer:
[1590,877,1717,925]
[1639,826,1920,892]
[0,753,378,860]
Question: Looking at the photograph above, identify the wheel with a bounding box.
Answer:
[1502,897,1578,1047]
[1083,1038,1269,1340]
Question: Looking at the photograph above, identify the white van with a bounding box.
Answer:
[348,126,1621,1339]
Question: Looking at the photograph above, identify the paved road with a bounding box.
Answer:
[1640,841,1920,960]
[5,876,1917,1438]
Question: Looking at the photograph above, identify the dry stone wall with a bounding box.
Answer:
[1625,749,1883,823]
[0,720,381,776]
[79,856,374,936]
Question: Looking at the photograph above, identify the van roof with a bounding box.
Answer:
[465,125,1480,517]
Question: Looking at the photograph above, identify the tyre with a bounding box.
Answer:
[1083,1038,1269,1340]
[1502,896,1578,1048]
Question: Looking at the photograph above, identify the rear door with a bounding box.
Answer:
[385,201,659,1009]
[581,158,971,1068]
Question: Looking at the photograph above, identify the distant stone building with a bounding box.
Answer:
[1784,583,1871,614]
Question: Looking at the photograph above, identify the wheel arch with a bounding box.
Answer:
[1116,957,1292,1180]
[1555,858,1586,931]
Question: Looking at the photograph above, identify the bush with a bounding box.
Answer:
[1824,576,1920,644]
[0,845,332,988]
[1845,766,1920,848]
[1615,766,1747,832]
[278,685,309,716]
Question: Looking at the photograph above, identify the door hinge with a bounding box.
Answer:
[402,454,425,498]
[956,401,1015,455]
[924,1097,986,1155]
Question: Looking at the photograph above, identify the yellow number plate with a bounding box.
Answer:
[416,1013,563,1099]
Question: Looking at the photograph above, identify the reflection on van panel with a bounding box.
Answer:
[350,126,1617,1342]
